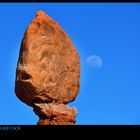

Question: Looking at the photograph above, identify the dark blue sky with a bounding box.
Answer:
[0,3,140,124]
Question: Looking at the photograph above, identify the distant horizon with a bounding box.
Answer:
[0,3,140,124]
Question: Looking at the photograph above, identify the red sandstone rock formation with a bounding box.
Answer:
[33,103,77,125]
[15,10,80,125]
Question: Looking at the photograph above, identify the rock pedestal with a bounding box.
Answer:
[15,10,80,125]
[33,103,77,125]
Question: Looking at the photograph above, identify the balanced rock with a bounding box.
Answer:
[15,10,80,106]
[15,10,80,125]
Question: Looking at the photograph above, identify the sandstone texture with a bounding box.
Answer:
[15,10,80,125]
[15,10,80,106]
[33,103,77,125]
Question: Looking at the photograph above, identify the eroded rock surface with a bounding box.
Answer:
[33,103,77,125]
[15,10,80,125]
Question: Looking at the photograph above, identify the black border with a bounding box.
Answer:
[0,0,140,3]
[0,125,140,137]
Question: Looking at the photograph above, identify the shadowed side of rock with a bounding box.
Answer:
[33,103,77,125]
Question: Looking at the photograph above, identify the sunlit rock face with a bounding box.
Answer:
[15,10,80,125]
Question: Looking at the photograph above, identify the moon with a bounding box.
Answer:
[86,55,103,68]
